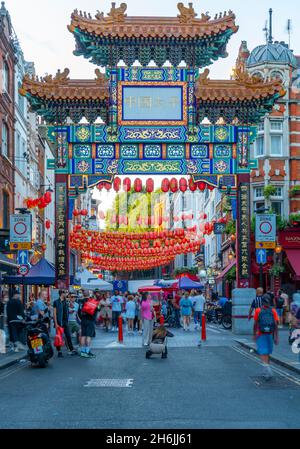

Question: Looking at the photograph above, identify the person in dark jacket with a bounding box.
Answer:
[78,290,99,358]
[53,290,77,358]
[6,291,26,352]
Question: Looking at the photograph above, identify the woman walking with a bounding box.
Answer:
[141,293,154,346]
[99,293,112,331]
[180,291,193,331]
[126,295,136,335]
[134,294,142,334]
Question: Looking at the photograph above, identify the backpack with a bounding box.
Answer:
[258,308,276,333]
[82,299,99,317]
[277,297,284,308]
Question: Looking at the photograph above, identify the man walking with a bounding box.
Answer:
[53,290,77,358]
[78,290,99,358]
[248,287,264,320]
[110,290,123,331]
[253,294,279,380]
[6,291,26,352]
[192,289,206,330]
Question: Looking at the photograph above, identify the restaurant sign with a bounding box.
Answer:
[278,230,300,249]
[238,183,250,284]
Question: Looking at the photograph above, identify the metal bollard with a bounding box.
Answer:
[118,315,123,343]
[201,313,207,341]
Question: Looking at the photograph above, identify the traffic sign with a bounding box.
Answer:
[17,250,29,266]
[10,242,32,250]
[256,248,267,265]
[10,214,32,244]
[255,214,276,243]
[255,241,276,249]
[18,264,29,276]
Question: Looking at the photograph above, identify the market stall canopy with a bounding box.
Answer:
[154,279,179,289]
[178,276,204,290]
[3,258,56,286]
[76,268,113,291]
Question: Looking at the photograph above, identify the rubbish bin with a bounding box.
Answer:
[232,288,256,335]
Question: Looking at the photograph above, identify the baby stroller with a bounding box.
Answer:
[145,326,174,359]
[288,308,300,345]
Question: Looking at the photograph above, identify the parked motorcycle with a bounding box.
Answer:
[10,316,54,368]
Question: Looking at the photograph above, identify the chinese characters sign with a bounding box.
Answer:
[238,183,250,285]
[119,82,187,125]
[55,182,69,288]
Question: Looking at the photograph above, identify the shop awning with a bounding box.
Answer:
[215,259,236,282]
[3,258,55,285]
[286,250,300,280]
[178,276,204,290]
[0,253,18,268]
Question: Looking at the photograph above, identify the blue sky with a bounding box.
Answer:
[6,0,300,79]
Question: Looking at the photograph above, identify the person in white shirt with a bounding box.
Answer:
[191,289,206,330]
[110,290,124,331]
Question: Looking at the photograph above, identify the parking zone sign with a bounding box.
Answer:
[255,214,276,243]
[10,214,32,244]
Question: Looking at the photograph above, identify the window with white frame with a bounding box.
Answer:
[272,187,283,197]
[1,122,8,157]
[257,121,264,132]
[271,201,282,216]
[270,120,283,156]
[2,61,9,93]
[255,187,264,198]
[254,201,265,213]
[255,135,264,156]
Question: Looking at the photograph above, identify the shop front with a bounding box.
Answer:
[278,227,300,295]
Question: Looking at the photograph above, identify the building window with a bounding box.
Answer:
[1,122,8,157]
[270,135,283,156]
[2,61,9,93]
[2,191,9,229]
[257,121,264,132]
[18,82,25,115]
[270,121,283,131]
[271,201,282,216]
[183,254,188,267]
[273,187,283,197]
[270,71,283,81]
[254,201,265,213]
[255,187,263,198]
[255,136,264,156]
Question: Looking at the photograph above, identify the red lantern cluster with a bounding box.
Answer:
[25,191,52,210]
[73,209,88,217]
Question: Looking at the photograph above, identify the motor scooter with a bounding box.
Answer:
[10,316,53,368]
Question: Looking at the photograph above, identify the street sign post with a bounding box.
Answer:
[10,214,32,249]
[255,241,276,249]
[256,248,267,265]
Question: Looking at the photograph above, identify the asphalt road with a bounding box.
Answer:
[0,345,300,429]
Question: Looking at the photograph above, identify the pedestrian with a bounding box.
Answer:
[68,293,80,343]
[126,295,136,335]
[78,290,99,358]
[278,289,289,325]
[253,294,279,380]
[134,294,142,334]
[248,287,264,320]
[172,291,181,328]
[110,290,123,331]
[36,289,51,329]
[275,290,285,328]
[6,290,26,352]
[192,289,206,330]
[53,290,78,358]
[180,291,193,331]
[99,293,112,331]
[141,293,154,346]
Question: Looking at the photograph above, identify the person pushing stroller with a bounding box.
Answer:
[145,325,174,359]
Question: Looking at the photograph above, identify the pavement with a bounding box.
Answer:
[0,344,300,429]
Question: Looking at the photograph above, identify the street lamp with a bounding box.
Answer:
[275,244,282,255]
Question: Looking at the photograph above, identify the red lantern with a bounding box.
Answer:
[97,183,104,191]
[104,182,111,191]
[161,178,170,193]
[169,178,178,193]
[113,177,121,192]
[123,177,131,192]
[44,191,52,203]
[81,209,88,216]
[188,178,197,192]
[45,219,51,230]
[179,178,188,193]
[99,211,105,220]
[207,185,215,191]
[146,178,154,193]
[134,178,142,193]
[73,209,80,217]
[198,182,206,191]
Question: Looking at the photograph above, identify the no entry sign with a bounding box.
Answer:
[255,214,276,243]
